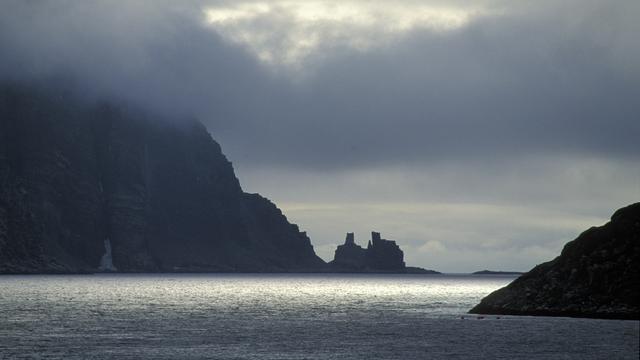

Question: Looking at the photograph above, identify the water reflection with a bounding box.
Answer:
[0,274,637,359]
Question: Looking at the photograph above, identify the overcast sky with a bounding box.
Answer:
[1,0,638,271]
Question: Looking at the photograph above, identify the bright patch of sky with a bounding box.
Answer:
[203,1,488,69]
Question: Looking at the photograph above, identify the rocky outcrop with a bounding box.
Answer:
[470,203,640,320]
[332,233,367,269]
[331,232,408,271]
[366,231,406,270]
[0,83,326,273]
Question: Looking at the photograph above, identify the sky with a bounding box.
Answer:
[1,0,638,272]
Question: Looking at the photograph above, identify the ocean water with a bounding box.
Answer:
[0,274,637,359]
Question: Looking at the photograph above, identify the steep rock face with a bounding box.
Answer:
[0,84,325,273]
[239,193,325,270]
[331,232,406,271]
[470,203,640,320]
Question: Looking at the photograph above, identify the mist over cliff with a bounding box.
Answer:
[0,83,325,273]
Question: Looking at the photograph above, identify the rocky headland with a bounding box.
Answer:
[0,83,326,273]
[470,203,640,320]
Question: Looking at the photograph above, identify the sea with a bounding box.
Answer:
[0,274,637,359]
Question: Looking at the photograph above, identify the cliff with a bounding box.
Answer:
[0,83,326,273]
[470,203,640,320]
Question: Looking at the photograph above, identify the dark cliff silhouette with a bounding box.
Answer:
[0,84,326,273]
[470,203,640,320]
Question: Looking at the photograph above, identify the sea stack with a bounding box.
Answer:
[470,202,640,320]
[331,232,406,271]
[332,233,367,269]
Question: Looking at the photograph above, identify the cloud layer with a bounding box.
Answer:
[1,0,638,271]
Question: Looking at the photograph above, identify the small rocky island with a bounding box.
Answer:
[472,270,524,275]
[330,232,439,274]
[470,202,640,320]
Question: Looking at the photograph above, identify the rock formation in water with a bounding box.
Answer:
[332,232,367,269]
[330,231,439,273]
[366,231,406,270]
[0,83,326,273]
[470,203,640,320]
[332,232,405,270]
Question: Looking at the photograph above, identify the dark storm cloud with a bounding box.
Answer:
[1,0,638,170]
[0,0,277,121]
[223,2,640,169]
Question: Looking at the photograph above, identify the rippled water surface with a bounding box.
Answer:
[0,274,637,359]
